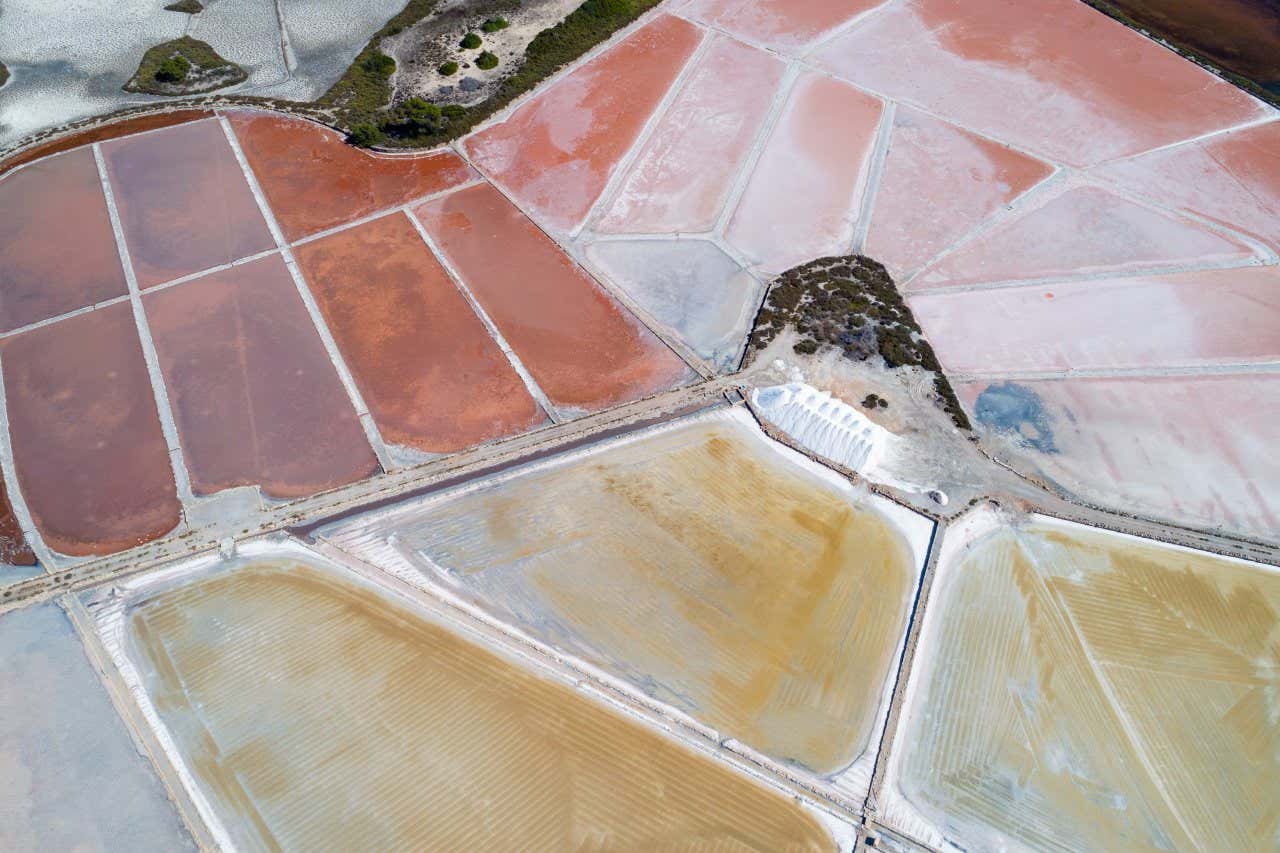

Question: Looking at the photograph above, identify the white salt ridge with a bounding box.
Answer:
[752,383,893,474]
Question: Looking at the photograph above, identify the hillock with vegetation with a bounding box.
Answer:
[748,255,971,430]
[325,0,663,147]
[124,37,245,95]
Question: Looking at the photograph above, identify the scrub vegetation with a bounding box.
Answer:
[327,0,664,146]
[749,255,971,430]
[461,32,483,49]
[124,37,246,95]
[163,0,204,13]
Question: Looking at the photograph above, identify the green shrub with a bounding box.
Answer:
[460,32,482,49]
[442,104,466,119]
[476,51,499,70]
[348,123,384,147]
[481,17,509,33]
[361,51,396,77]
[438,60,459,76]
[155,55,191,83]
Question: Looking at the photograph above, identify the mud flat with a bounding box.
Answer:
[96,542,839,851]
[881,508,1280,851]
[320,407,933,795]
[0,602,194,850]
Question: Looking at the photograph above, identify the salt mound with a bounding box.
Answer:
[751,383,895,474]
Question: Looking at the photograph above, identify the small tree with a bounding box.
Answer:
[362,51,396,76]
[348,123,384,147]
[155,54,191,83]
[460,32,482,49]
[476,51,499,70]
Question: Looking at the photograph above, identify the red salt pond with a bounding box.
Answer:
[0,303,181,556]
[595,35,784,235]
[293,212,546,452]
[1092,120,1280,247]
[100,118,274,289]
[910,185,1260,290]
[228,111,478,242]
[864,108,1054,278]
[0,475,35,566]
[678,0,884,52]
[414,183,692,413]
[145,255,379,499]
[463,15,702,234]
[911,266,1280,374]
[812,0,1268,167]
[0,148,127,333]
[959,373,1280,536]
[725,71,883,272]
[0,109,210,179]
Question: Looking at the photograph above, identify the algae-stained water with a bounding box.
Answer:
[125,559,834,852]
[897,521,1280,851]
[349,411,921,775]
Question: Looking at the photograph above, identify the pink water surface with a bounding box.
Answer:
[913,266,1280,374]
[464,15,702,234]
[864,107,1054,278]
[595,35,784,235]
[812,0,1268,167]
[911,185,1260,290]
[725,72,883,272]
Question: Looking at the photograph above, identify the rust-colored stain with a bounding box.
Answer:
[0,475,34,566]
[126,559,836,851]
[0,147,127,333]
[0,303,181,556]
[414,184,691,414]
[100,118,274,289]
[145,255,380,499]
[463,14,703,233]
[0,110,210,179]
[294,213,546,453]
[228,111,477,242]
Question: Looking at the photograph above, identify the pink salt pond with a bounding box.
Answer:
[864,108,1054,279]
[911,266,1280,375]
[812,0,1268,167]
[464,14,702,234]
[725,71,883,272]
[594,35,784,235]
[677,0,884,52]
[909,184,1260,290]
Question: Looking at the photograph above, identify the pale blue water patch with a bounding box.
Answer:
[586,238,766,372]
[0,602,196,851]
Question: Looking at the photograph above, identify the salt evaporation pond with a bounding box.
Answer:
[321,407,932,780]
[884,510,1280,851]
[0,603,195,851]
[114,552,836,851]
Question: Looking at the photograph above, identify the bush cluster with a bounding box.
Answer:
[438,60,459,76]
[476,51,499,70]
[460,32,483,49]
[155,55,191,82]
[481,17,510,33]
[341,0,662,147]
[748,255,970,430]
